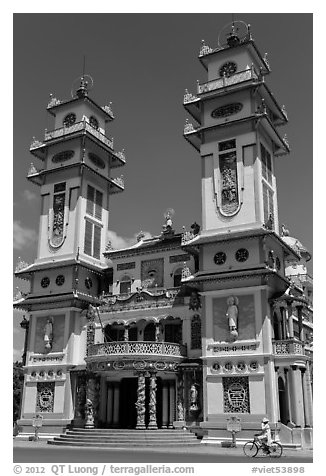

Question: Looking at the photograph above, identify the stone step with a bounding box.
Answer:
[67,428,186,433]
[58,435,197,442]
[65,431,196,440]
[48,439,201,448]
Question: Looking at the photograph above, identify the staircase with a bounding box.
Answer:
[48,428,202,448]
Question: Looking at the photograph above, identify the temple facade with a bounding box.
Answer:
[14,21,313,448]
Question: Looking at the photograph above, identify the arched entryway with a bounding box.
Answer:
[144,322,156,341]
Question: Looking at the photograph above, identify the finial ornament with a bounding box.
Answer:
[281,224,290,237]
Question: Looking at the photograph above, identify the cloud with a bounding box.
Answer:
[107,230,152,250]
[22,189,37,201]
[13,221,38,250]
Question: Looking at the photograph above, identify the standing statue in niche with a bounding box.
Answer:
[189,383,199,412]
[44,317,54,350]
[226,296,239,340]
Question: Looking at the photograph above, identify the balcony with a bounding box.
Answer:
[197,67,258,95]
[272,339,309,364]
[87,341,187,360]
[44,120,114,150]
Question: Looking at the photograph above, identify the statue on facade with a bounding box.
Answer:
[226,296,239,340]
[190,221,200,236]
[189,383,199,412]
[44,317,54,350]
[162,208,175,236]
[189,290,201,311]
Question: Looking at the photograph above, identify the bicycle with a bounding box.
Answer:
[243,435,283,458]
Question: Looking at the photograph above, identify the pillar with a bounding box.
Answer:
[168,380,175,428]
[85,375,97,429]
[113,382,120,427]
[106,384,114,426]
[124,325,129,341]
[99,376,107,424]
[287,302,294,339]
[284,368,292,423]
[135,372,146,429]
[280,307,286,340]
[289,366,305,427]
[176,371,185,423]
[297,306,304,341]
[147,373,158,429]
[301,367,313,427]
[162,382,169,428]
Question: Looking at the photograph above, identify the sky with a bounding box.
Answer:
[12,13,313,360]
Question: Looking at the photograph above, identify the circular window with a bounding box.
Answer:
[212,363,220,371]
[48,370,54,378]
[236,362,246,371]
[235,248,249,263]
[41,277,50,288]
[90,116,99,129]
[224,362,233,372]
[39,371,45,378]
[249,361,259,371]
[63,113,76,127]
[85,277,93,289]
[31,371,37,378]
[214,251,226,265]
[219,61,237,78]
[88,152,105,169]
[56,275,65,286]
[57,369,63,377]
[52,150,75,163]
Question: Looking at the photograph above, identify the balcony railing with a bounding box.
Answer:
[87,341,187,359]
[272,339,305,356]
[197,67,258,95]
[44,120,114,150]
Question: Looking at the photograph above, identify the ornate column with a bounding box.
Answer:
[85,374,99,429]
[280,306,287,340]
[135,372,146,429]
[147,373,158,429]
[284,368,292,423]
[155,323,161,342]
[124,325,129,341]
[86,305,96,356]
[162,382,169,428]
[98,376,107,424]
[175,371,185,425]
[112,383,120,427]
[20,315,29,366]
[168,380,175,428]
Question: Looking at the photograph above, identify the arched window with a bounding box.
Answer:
[144,323,156,341]
[173,268,183,287]
[104,324,124,342]
[191,314,201,349]
[119,275,132,294]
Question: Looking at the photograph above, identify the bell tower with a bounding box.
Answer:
[184,21,289,235]
[182,21,300,443]
[15,75,126,433]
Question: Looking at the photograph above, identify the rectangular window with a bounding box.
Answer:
[86,185,103,221]
[262,182,274,228]
[260,143,272,184]
[84,220,102,259]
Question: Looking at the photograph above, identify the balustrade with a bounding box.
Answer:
[44,120,114,150]
[87,341,187,358]
[272,339,305,356]
[197,67,258,95]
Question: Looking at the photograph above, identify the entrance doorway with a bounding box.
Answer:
[119,377,163,428]
[278,376,288,424]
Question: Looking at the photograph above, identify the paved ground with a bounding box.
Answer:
[13,439,313,464]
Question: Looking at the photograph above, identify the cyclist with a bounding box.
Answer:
[256,417,272,453]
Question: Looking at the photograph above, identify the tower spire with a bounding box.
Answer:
[76,55,88,98]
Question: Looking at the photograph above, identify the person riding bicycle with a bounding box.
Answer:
[256,417,272,453]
